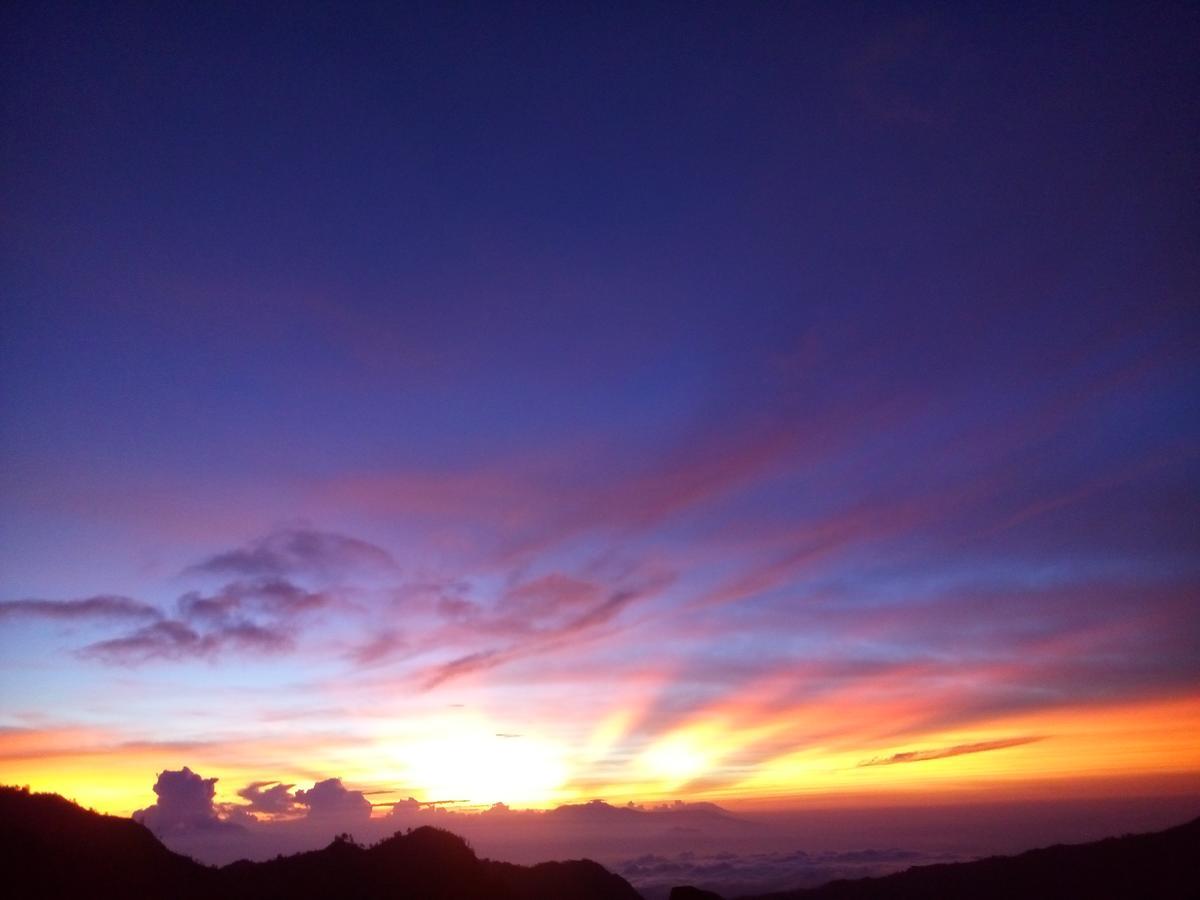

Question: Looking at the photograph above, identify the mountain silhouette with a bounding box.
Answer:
[3,785,1198,899]
[727,814,1200,900]
[0,786,640,899]
[548,799,750,829]
[0,785,217,897]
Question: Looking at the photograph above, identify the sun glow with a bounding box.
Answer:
[390,716,570,807]
[640,733,712,787]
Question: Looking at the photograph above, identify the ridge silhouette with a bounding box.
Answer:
[727,814,1200,900]
[2,786,1197,899]
[0,786,639,899]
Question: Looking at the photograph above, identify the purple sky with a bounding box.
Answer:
[0,0,1197,841]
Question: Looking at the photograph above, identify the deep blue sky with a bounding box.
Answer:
[0,1,1197,815]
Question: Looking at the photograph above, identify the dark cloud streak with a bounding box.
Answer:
[0,595,161,622]
[857,736,1043,767]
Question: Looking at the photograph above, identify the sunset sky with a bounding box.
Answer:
[1,2,1198,825]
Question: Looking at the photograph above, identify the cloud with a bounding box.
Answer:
[185,528,395,579]
[857,736,1043,767]
[433,574,616,639]
[79,617,290,664]
[618,845,943,899]
[294,778,372,821]
[0,595,161,622]
[318,421,800,562]
[178,578,332,626]
[80,620,212,663]
[498,573,601,621]
[349,628,405,665]
[75,577,332,665]
[133,766,241,835]
[436,596,481,620]
[237,780,300,816]
[420,570,669,689]
[215,620,293,651]
[417,599,625,688]
[562,588,640,632]
[1,579,323,667]
[424,649,505,689]
[387,796,424,815]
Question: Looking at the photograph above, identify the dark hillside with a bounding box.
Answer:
[3,786,1196,900]
[0,785,215,898]
[735,814,1200,900]
[0,786,641,899]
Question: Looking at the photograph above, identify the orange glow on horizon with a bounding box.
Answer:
[3,693,1198,818]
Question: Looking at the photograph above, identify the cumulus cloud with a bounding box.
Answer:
[0,595,161,622]
[185,528,395,579]
[133,767,241,835]
[386,796,424,816]
[857,736,1043,767]
[295,778,372,821]
[237,780,300,816]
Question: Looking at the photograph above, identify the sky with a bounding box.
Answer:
[1,0,1198,851]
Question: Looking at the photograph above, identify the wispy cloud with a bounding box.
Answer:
[420,578,669,689]
[0,595,161,621]
[857,736,1043,767]
[184,527,395,580]
[79,618,291,664]
[178,577,334,627]
[423,649,505,690]
[74,577,329,664]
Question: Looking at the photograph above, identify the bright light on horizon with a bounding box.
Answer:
[386,715,570,807]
